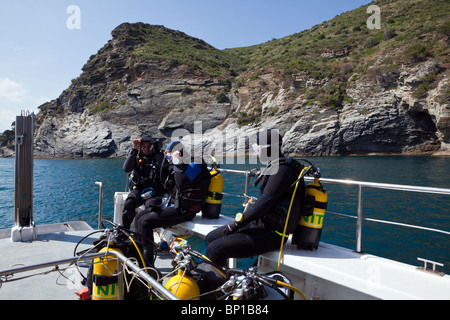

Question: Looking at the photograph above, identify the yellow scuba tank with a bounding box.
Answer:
[202,158,224,219]
[92,247,123,300]
[292,177,327,250]
[164,270,201,300]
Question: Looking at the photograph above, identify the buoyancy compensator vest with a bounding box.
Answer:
[129,151,164,195]
[173,159,211,214]
[258,157,315,235]
[282,157,316,234]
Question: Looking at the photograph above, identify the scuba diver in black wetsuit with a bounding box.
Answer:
[205,129,303,267]
[122,135,165,229]
[134,141,211,266]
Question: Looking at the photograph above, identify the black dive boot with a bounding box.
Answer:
[143,247,154,268]
[143,246,162,280]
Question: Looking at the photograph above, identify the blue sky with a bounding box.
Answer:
[0,0,372,132]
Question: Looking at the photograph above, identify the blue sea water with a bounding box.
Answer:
[0,156,449,273]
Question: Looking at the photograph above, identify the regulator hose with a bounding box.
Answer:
[276,280,307,300]
[277,166,309,271]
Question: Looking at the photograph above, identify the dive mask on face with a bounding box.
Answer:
[252,143,270,156]
[165,152,173,162]
[251,143,261,156]
[165,151,181,165]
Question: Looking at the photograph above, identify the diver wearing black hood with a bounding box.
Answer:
[122,135,165,229]
[205,129,298,267]
[134,141,211,266]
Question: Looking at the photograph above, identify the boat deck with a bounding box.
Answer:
[1,218,450,300]
[0,222,97,300]
[0,222,175,300]
[260,241,450,300]
[169,215,450,300]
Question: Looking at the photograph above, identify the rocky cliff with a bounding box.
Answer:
[5,0,448,158]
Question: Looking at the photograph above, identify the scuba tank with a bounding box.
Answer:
[292,173,327,250]
[87,227,150,300]
[92,246,123,300]
[202,157,224,219]
[164,270,201,300]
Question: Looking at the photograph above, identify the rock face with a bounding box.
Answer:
[32,23,235,158]
[280,68,445,156]
[14,17,448,158]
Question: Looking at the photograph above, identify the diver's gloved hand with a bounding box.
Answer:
[224,222,240,235]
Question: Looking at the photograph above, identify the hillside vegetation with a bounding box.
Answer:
[228,0,449,108]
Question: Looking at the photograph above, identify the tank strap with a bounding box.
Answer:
[93,274,119,286]
[207,191,223,200]
[314,201,328,210]
[306,183,326,193]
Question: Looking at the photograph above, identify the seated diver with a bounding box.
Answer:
[134,141,211,266]
[205,129,301,267]
[122,135,165,229]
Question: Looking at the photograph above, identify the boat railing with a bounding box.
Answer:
[0,251,179,300]
[215,168,450,254]
[95,182,104,230]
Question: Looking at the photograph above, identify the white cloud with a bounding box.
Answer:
[0,78,28,103]
[0,108,20,132]
[0,79,46,132]
[0,103,41,132]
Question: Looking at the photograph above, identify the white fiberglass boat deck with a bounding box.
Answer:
[0,222,96,300]
[166,214,450,300]
[111,190,450,300]
[0,222,176,300]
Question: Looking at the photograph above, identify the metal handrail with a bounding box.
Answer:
[0,251,179,300]
[303,176,450,252]
[308,176,450,195]
[95,182,104,230]
[216,168,450,253]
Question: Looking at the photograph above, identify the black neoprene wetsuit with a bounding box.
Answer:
[135,157,210,266]
[121,149,165,229]
[205,157,298,267]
